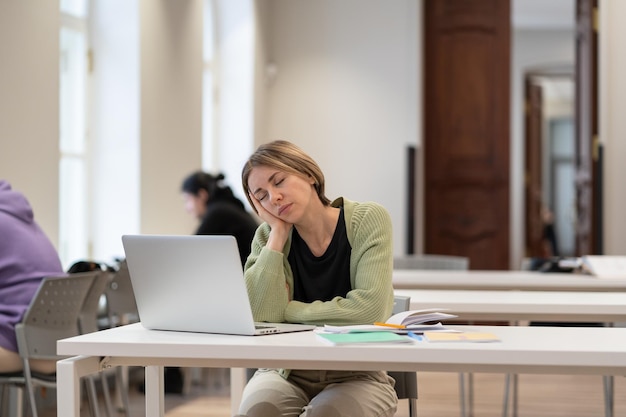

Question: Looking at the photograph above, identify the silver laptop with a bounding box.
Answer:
[121,234,316,336]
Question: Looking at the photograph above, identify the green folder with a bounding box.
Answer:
[316,331,413,345]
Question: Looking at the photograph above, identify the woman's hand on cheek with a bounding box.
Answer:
[250,194,291,251]
[249,193,274,223]
[249,193,292,242]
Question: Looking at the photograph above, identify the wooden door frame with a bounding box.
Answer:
[524,68,575,259]
[522,0,598,260]
[575,0,600,255]
[524,76,544,258]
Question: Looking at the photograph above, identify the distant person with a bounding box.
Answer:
[181,171,259,265]
[0,180,64,373]
[164,171,259,394]
[541,206,559,257]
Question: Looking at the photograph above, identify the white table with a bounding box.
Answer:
[394,289,626,323]
[395,288,626,417]
[393,269,626,291]
[57,323,626,417]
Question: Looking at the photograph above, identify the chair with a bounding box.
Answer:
[0,273,96,417]
[389,295,418,417]
[77,270,116,417]
[393,254,471,417]
[101,261,137,415]
[394,254,469,270]
[103,260,139,328]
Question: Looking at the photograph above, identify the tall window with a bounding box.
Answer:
[201,0,255,201]
[59,0,90,268]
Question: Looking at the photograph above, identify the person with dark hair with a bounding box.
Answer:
[164,171,259,394]
[0,180,64,373]
[181,171,259,265]
[541,206,559,257]
[237,141,397,417]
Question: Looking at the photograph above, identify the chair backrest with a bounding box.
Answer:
[394,254,469,270]
[15,273,95,360]
[105,260,139,326]
[78,271,112,334]
[392,295,411,315]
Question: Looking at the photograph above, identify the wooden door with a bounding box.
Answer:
[423,0,511,270]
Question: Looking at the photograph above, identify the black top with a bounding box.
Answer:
[289,208,352,303]
[196,199,258,266]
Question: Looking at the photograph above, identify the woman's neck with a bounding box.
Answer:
[295,204,340,257]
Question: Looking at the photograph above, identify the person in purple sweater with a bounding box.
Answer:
[0,180,64,374]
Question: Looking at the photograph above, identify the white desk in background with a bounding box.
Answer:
[395,288,626,417]
[57,323,626,417]
[394,288,626,323]
[393,269,626,291]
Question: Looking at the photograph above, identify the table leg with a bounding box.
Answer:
[57,356,101,417]
[231,368,247,415]
[145,366,165,417]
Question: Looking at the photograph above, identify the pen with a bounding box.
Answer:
[407,331,424,342]
[373,322,406,329]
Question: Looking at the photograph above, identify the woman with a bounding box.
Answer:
[237,141,398,417]
[181,171,258,265]
[172,171,260,393]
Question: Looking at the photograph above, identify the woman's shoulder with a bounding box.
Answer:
[333,197,390,219]
[333,198,391,241]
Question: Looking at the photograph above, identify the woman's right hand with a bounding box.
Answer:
[249,193,291,251]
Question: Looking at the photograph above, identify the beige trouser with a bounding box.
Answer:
[0,346,57,374]
[236,369,398,417]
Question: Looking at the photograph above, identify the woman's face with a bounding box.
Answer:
[247,165,316,223]
[182,190,207,219]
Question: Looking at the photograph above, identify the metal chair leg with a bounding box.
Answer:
[100,372,115,417]
[408,397,417,417]
[85,376,102,417]
[502,373,510,417]
[512,374,518,417]
[604,375,614,417]
[2,385,25,417]
[468,373,474,417]
[458,373,467,417]
[115,366,131,416]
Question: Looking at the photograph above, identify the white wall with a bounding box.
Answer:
[139,0,204,237]
[256,0,419,255]
[0,1,60,247]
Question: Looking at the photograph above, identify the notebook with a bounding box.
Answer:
[121,234,316,336]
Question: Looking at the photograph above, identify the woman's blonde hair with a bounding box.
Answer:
[242,140,330,212]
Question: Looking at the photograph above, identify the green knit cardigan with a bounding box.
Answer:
[243,197,394,326]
